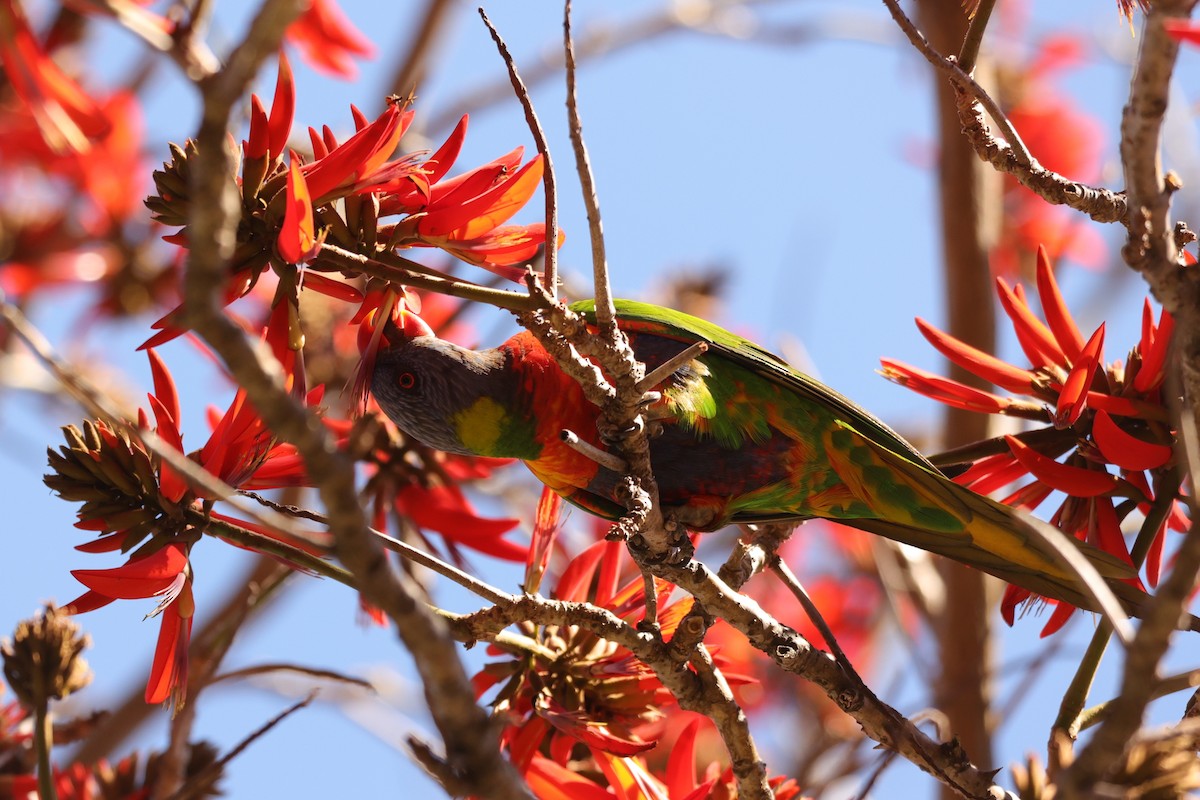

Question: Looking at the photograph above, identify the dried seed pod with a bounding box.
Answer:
[1,605,92,708]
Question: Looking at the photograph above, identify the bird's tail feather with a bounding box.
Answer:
[845,430,1200,631]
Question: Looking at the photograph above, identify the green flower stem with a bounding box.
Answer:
[34,696,56,800]
[1054,620,1113,737]
[189,510,359,591]
[1053,476,1182,736]
[317,242,546,313]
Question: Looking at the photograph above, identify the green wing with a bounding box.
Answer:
[572,298,935,472]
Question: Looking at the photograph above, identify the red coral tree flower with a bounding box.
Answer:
[50,309,325,706]
[882,246,1183,635]
[469,541,755,770]
[145,68,558,348]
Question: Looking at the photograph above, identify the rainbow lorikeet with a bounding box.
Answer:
[371,298,1163,621]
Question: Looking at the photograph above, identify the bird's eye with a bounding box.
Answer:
[397,372,417,390]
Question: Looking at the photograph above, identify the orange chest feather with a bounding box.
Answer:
[505,333,606,492]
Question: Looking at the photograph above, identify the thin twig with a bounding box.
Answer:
[882,0,1031,165]
[770,557,860,680]
[882,0,1146,232]
[560,429,628,472]
[279,503,518,607]
[476,7,559,299]
[563,0,611,322]
[317,242,546,312]
[635,341,708,393]
[956,0,996,74]
[1075,668,1200,733]
[212,663,375,691]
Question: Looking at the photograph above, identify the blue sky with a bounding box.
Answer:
[2,1,1198,797]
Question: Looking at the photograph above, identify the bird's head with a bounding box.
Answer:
[370,311,524,458]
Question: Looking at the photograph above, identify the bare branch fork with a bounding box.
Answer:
[880,0,1200,249]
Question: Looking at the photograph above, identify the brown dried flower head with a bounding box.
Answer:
[1,604,92,708]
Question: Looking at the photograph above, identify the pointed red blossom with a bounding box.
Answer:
[891,247,1181,636]
[69,543,194,705]
[437,224,558,275]
[1082,391,1145,419]
[953,451,1029,496]
[996,277,1067,368]
[1133,304,1174,394]
[285,0,375,79]
[425,115,468,185]
[300,271,363,303]
[394,484,525,561]
[553,540,611,603]
[1054,323,1104,427]
[1092,410,1173,472]
[245,94,270,160]
[380,146,559,275]
[524,755,614,800]
[70,542,189,599]
[537,697,657,757]
[308,125,328,159]
[302,103,408,202]
[414,148,525,213]
[1035,244,1086,361]
[74,533,131,553]
[524,486,563,593]
[1039,599,1076,637]
[666,718,705,796]
[267,53,295,162]
[1001,584,1073,637]
[1004,435,1119,497]
[1093,497,1137,570]
[879,359,1015,414]
[1000,480,1055,511]
[278,156,318,263]
[146,349,180,430]
[419,154,544,238]
[144,576,193,705]
[915,317,1035,393]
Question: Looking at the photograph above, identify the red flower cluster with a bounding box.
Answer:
[54,309,323,707]
[519,717,803,800]
[475,541,689,765]
[468,540,790,798]
[144,55,557,349]
[883,247,1184,635]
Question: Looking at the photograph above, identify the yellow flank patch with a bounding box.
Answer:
[453,397,506,455]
